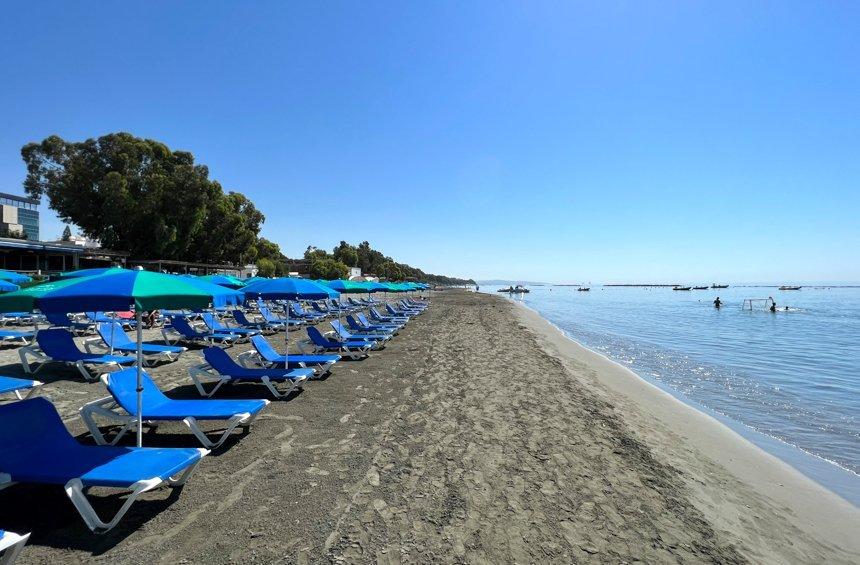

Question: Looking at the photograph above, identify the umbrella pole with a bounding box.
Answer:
[285,299,290,358]
[136,308,143,448]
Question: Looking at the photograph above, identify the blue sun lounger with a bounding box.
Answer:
[303,327,371,360]
[386,304,420,318]
[0,376,42,401]
[19,328,135,381]
[163,317,236,347]
[258,306,303,330]
[201,313,260,342]
[346,315,397,335]
[84,322,186,365]
[237,335,340,377]
[0,330,35,346]
[189,347,312,399]
[0,529,29,563]
[369,307,409,325]
[330,320,389,346]
[44,311,94,335]
[79,368,269,449]
[0,397,208,533]
[357,312,403,331]
[231,309,273,332]
[290,302,325,322]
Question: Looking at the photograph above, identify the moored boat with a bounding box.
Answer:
[673,286,691,291]
[779,285,802,291]
[711,284,729,289]
[498,285,530,293]
[692,286,709,290]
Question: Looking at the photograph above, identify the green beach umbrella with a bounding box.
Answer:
[0,270,244,447]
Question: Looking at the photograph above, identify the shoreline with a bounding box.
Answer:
[507,294,860,559]
[506,295,860,502]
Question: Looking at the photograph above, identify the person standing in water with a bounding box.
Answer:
[769,297,777,312]
[713,297,722,309]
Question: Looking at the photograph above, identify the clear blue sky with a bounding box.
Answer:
[1,2,858,284]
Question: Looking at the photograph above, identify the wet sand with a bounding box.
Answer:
[1,290,858,563]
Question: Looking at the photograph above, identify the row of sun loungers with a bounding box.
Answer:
[0,296,430,540]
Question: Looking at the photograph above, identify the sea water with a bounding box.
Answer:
[481,285,860,504]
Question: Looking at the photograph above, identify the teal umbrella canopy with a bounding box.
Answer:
[197,274,246,289]
[55,267,126,280]
[0,270,244,314]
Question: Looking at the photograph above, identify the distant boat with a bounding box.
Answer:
[711,284,729,289]
[577,287,590,292]
[779,285,802,291]
[673,286,692,291]
[498,285,530,293]
[692,286,709,290]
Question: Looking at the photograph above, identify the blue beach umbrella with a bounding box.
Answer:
[0,270,244,446]
[243,277,340,354]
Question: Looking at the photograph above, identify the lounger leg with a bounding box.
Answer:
[64,477,162,534]
[183,414,252,449]
[260,376,306,399]
[188,367,229,398]
[79,397,134,446]
[74,360,105,382]
[0,531,29,565]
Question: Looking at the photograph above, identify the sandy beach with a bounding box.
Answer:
[1,290,858,563]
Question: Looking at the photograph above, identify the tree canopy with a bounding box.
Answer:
[21,133,263,264]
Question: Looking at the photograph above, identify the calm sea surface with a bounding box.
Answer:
[481,285,859,503]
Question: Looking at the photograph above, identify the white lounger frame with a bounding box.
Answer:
[188,362,307,399]
[0,333,34,347]
[0,530,29,565]
[82,337,186,366]
[1,380,43,401]
[79,377,268,449]
[18,344,126,381]
[236,350,336,378]
[0,451,207,534]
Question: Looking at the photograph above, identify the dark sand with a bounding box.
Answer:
[1,290,857,563]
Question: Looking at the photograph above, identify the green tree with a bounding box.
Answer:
[256,257,276,278]
[21,133,261,262]
[332,241,359,267]
[309,257,349,280]
[61,225,72,241]
[0,226,26,240]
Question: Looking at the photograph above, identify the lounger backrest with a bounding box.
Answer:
[36,328,83,360]
[0,397,77,454]
[232,310,251,326]
[250,334,280,362]
[345,315,362,330]
[44,311,73,328]
[171,317,203,338]
[201,313,224,331]
[357,313,372,327]
[330,320,351,339]
[259,306,277,322]
[104,368,167,412]
[202,346,240,373]
[306,326,334,347]
[97,322,133,347]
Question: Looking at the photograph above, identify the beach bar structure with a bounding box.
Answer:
[0,237,129,274]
